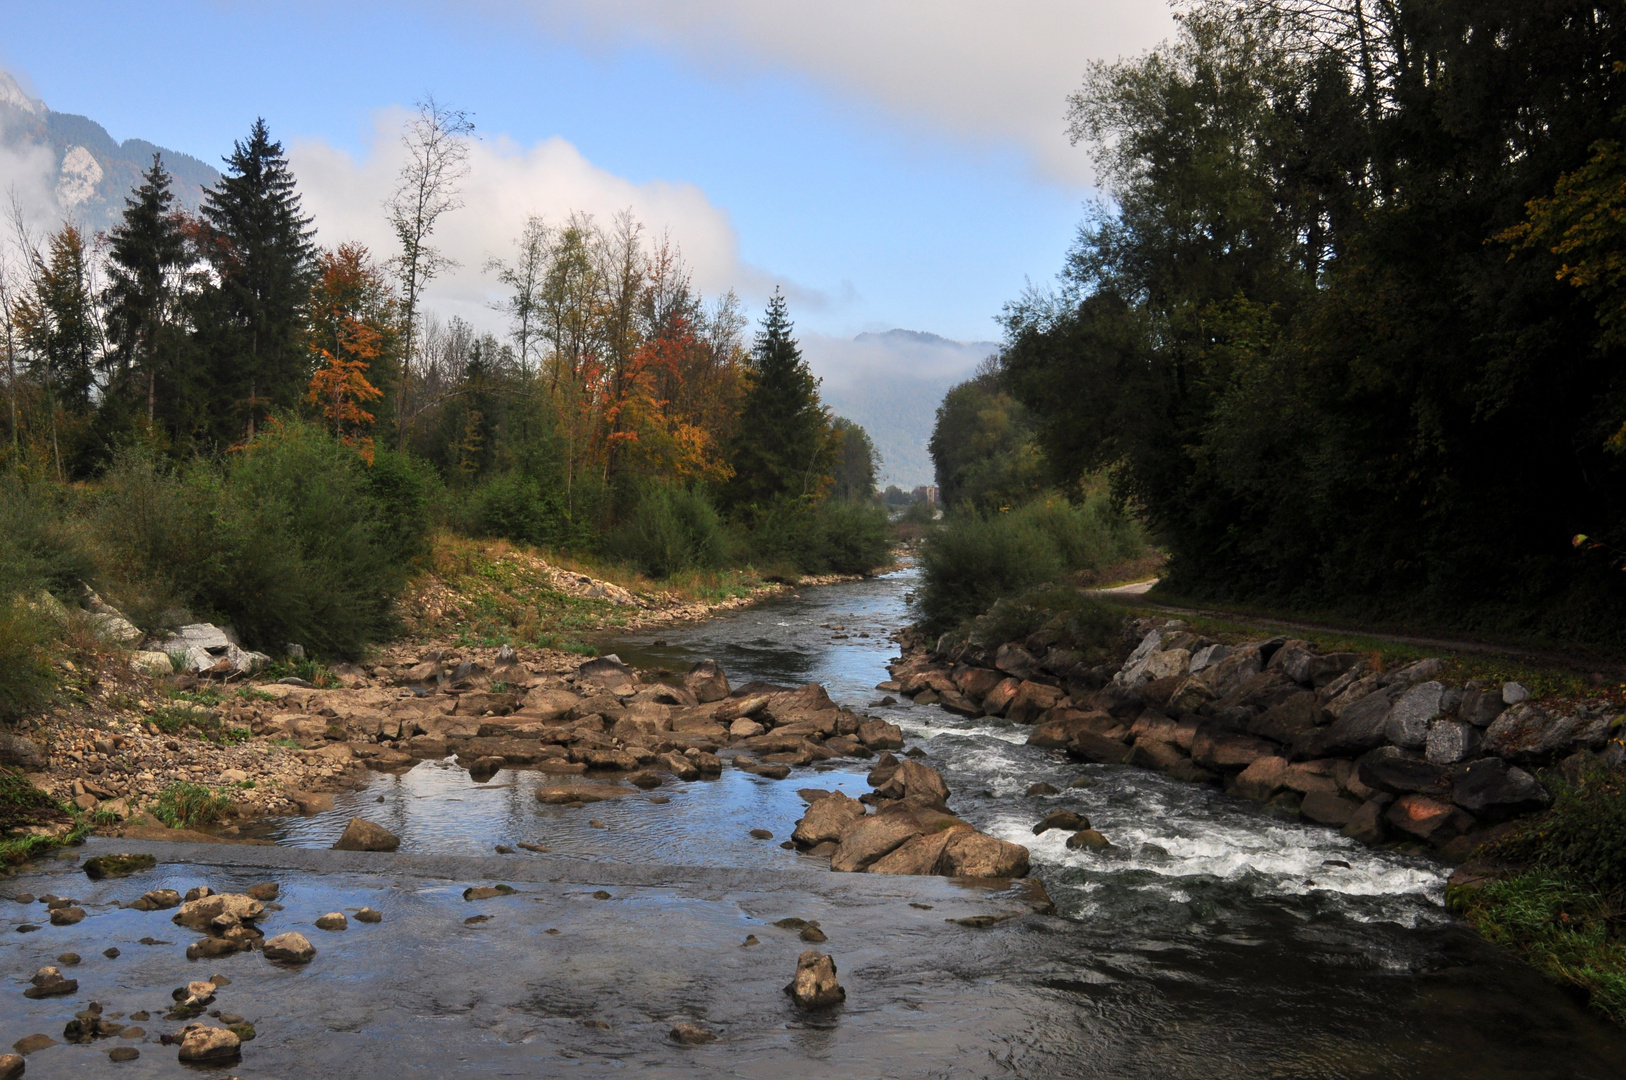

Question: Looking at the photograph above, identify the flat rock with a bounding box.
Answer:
[83,853,157,880]
[1065,829,1111,851]
[12,1034,55,1055]
[262,932,315,964]
[176,1025,240,1063]
[536,783,631,805]
[1450,757,1552,819]
[940,830,1030,877]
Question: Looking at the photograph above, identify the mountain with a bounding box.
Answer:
[0,70,218,233]
[806,328,999,489]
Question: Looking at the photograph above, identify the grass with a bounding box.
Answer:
[0,766,81,866]
[260,656,340,688]
[1450,872,1626,1024]
[149,703,251,744]
[410,533,772,651]
[151,782,235,829]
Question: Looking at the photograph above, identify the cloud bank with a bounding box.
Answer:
[291,111,750,331]
[494,0,1176,181]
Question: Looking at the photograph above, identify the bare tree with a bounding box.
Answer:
[486,214,551,378]
[0,259,18,466]
[387,96,474,449]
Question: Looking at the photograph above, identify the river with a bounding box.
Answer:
[5,567,1625,1077]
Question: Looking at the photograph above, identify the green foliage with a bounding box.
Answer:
[459,471,575,548]
[606,484,728,578]
[830,417,879,501]
[998,2,1626,644]
[928,368,1048,511]
[0,766,67,834]
[1451,872,1626,1025]
[0,600,58,723]
[744,498,892,576]
[91,422,427,657]
[917,496,1146,633]
[0,478,97,602]
[723,292,839,509]
[152,782,234,829]
[1491,767,1626,899]
[964,583,1122,661]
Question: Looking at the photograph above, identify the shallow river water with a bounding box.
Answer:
[5,568,1626,1077]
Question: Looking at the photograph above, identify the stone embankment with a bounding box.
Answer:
[892,618,1626,858]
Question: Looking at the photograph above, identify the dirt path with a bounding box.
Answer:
[1091,579,1621,676]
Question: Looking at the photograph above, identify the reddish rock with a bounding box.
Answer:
[1006,681,1064,724]
[1386,794,1473,843]
[981,678,1022,717]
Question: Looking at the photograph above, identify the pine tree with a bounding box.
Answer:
[104,154,191,426]
[723,291,837,510]
[196,118,316,443]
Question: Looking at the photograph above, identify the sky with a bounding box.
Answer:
[0,1,1173,341]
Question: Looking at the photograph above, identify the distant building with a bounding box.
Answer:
[911,485,938,505]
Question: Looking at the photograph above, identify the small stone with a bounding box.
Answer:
[589,820,607,829]
[670,1022,716,1045]
[1025,782,1059,796]
[355,907,382,923]
[749,828,773,840]
[103,947,120,959]
[12,894,33,905]
[517,842,551,852]
[740,934,759,947]
[130,889,181,911]
[464,915,492,925]
[49,906,86,926]
[784,950,845,1008]
[463,885,516,901]
[23,967,77,998]
[494,844,515,854]
[176,1025,240,1063]
[109,1045,139,1061]
[1067,776,1093,789]
[1064,829,1112,851]
[1033,810,1087,835]
[799,925,828,942]
[909,903,934,910]
[129,1012,149,1021]
[184,887,213,902]
[314,912,348,931]
[592,890,612,900]
[648,796,670,804]
[262,932,315,964]
[15,925,39,933]
[245,882,280,901]
[0,1053,20,1077]
[13,1034,55,1054]
[1503,681,1530,705]
[628,771,662,789]
[57,952,81,965]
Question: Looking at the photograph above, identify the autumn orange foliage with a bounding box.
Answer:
[306,243,395,463]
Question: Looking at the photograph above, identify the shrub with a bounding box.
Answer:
[91,423,427,658]
[916,496,1147,633]
[965,583,1122,661]
[744,498,892,576]
[0,766,66,833]
[0,478,97,602]
[607,484,728,579]
[461,472,571,548]
[152,782,234,829]
[0,600,57,723]
[1491,766,1626,899]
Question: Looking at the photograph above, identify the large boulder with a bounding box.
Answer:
[981,677,1022,716]
[1354,748,1449,796]
[1450,757,1552,819]
[792,791,866,847]
[1300,790,1362,827]
[867,828,962,875]
[1385,794,1472,843]
[173,893,264,931]
[995,644,1041,682]
[1302,688,1395,758]
[1483,704,1614,764]
[1027,709,1114,749]
[785,950,844,1008]
[1425,719,1482,765]
[1248,692,1323,744]
[331,818,401,852]
[578,656,637,693]
[1385,681,1445,750]
[856,719,904,750]
[1190,727,1276,771]
[830,809,930,872]
[1005,681,1063,725]
[1458,684,1507,728]
[871,760,950,809]
[939,830,1030,878]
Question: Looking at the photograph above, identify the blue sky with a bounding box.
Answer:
[2,1,1170,345]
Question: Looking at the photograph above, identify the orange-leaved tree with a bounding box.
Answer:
[306,243,396,462]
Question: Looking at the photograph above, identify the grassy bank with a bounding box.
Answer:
[1448,766,1626,1024]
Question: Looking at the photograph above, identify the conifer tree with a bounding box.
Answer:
[104,154,191,425]
[196,118,315,442]
[723,291,837,510]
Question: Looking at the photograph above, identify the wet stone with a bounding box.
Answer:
[749,828,774,840]
[740,934,760,947]
[1025,782,1060,796]
[785,950,845,1008]
[463,885,516,901]
[57,952,81,965]
[82,853,156,880]
[109,1046,139,1062]
[13,1034,56,1054]
[670,1022,717,1045]
[0,1054,22,1078]
[315,912,348,931]
[1065,829,1112,851]
[103,947,120,958]
[355,907,382,923]
[1033,810,1088,835]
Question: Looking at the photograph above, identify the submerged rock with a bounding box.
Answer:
[670,1022,717,1045]
[83,853,157,880]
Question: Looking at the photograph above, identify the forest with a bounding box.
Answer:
[930,0,1626,646]
[0,108,891,668]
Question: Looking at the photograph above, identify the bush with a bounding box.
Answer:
[0,766,66,834]
[744,498,892,576]
[0,478,97,602]
[91,422,431,658]
[461,472,570,548]
[1491,766,1626,899]
[965,583,1122,661]
[0,600,57,723]
[607,485,729,578]
[917,497,1147,633]
[152,782,234,829]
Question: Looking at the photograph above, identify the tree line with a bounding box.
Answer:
[0,103,884,577]
[946,0,1626,644]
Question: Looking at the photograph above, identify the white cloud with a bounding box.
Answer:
[487,0,1177,182]
[290,111,751,331]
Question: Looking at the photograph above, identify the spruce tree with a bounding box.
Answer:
[196,118,316,442]
[104,154,191,426]
[723,291,836,510]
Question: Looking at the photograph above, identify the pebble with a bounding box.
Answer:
[517,842,550,853]
[749,828,773,840]
[799,926,828,943]
[740,934,760,947]
[670,1022,717,1045]
[57,952,81,965]
[108,1046,139,1061]
[465,915,492,925]
[592,890,612,900]
[103,947,120,959]
[355,907,382,923]
[314,912,348,931]
[494,845,515,854]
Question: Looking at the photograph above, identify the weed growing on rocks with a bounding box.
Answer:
[152,782,234,829]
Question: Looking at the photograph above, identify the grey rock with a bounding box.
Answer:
[1451,758,1552,819]
[995,643,1040,682]
[1113,630,1163,688]
[1188,643,1232,675]
[1306,687,1394,757]
[0,733,44,770]
[784,950,845,1008]
[1425,719,1482,765]
[1385,658,1444,690]
[1458,686,1507,728]
[1503,681,1530,706]
[1484,704,1613,764]
[1355,747,1448,795]
[1385,681,1444,750]
[331,818,400,852]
